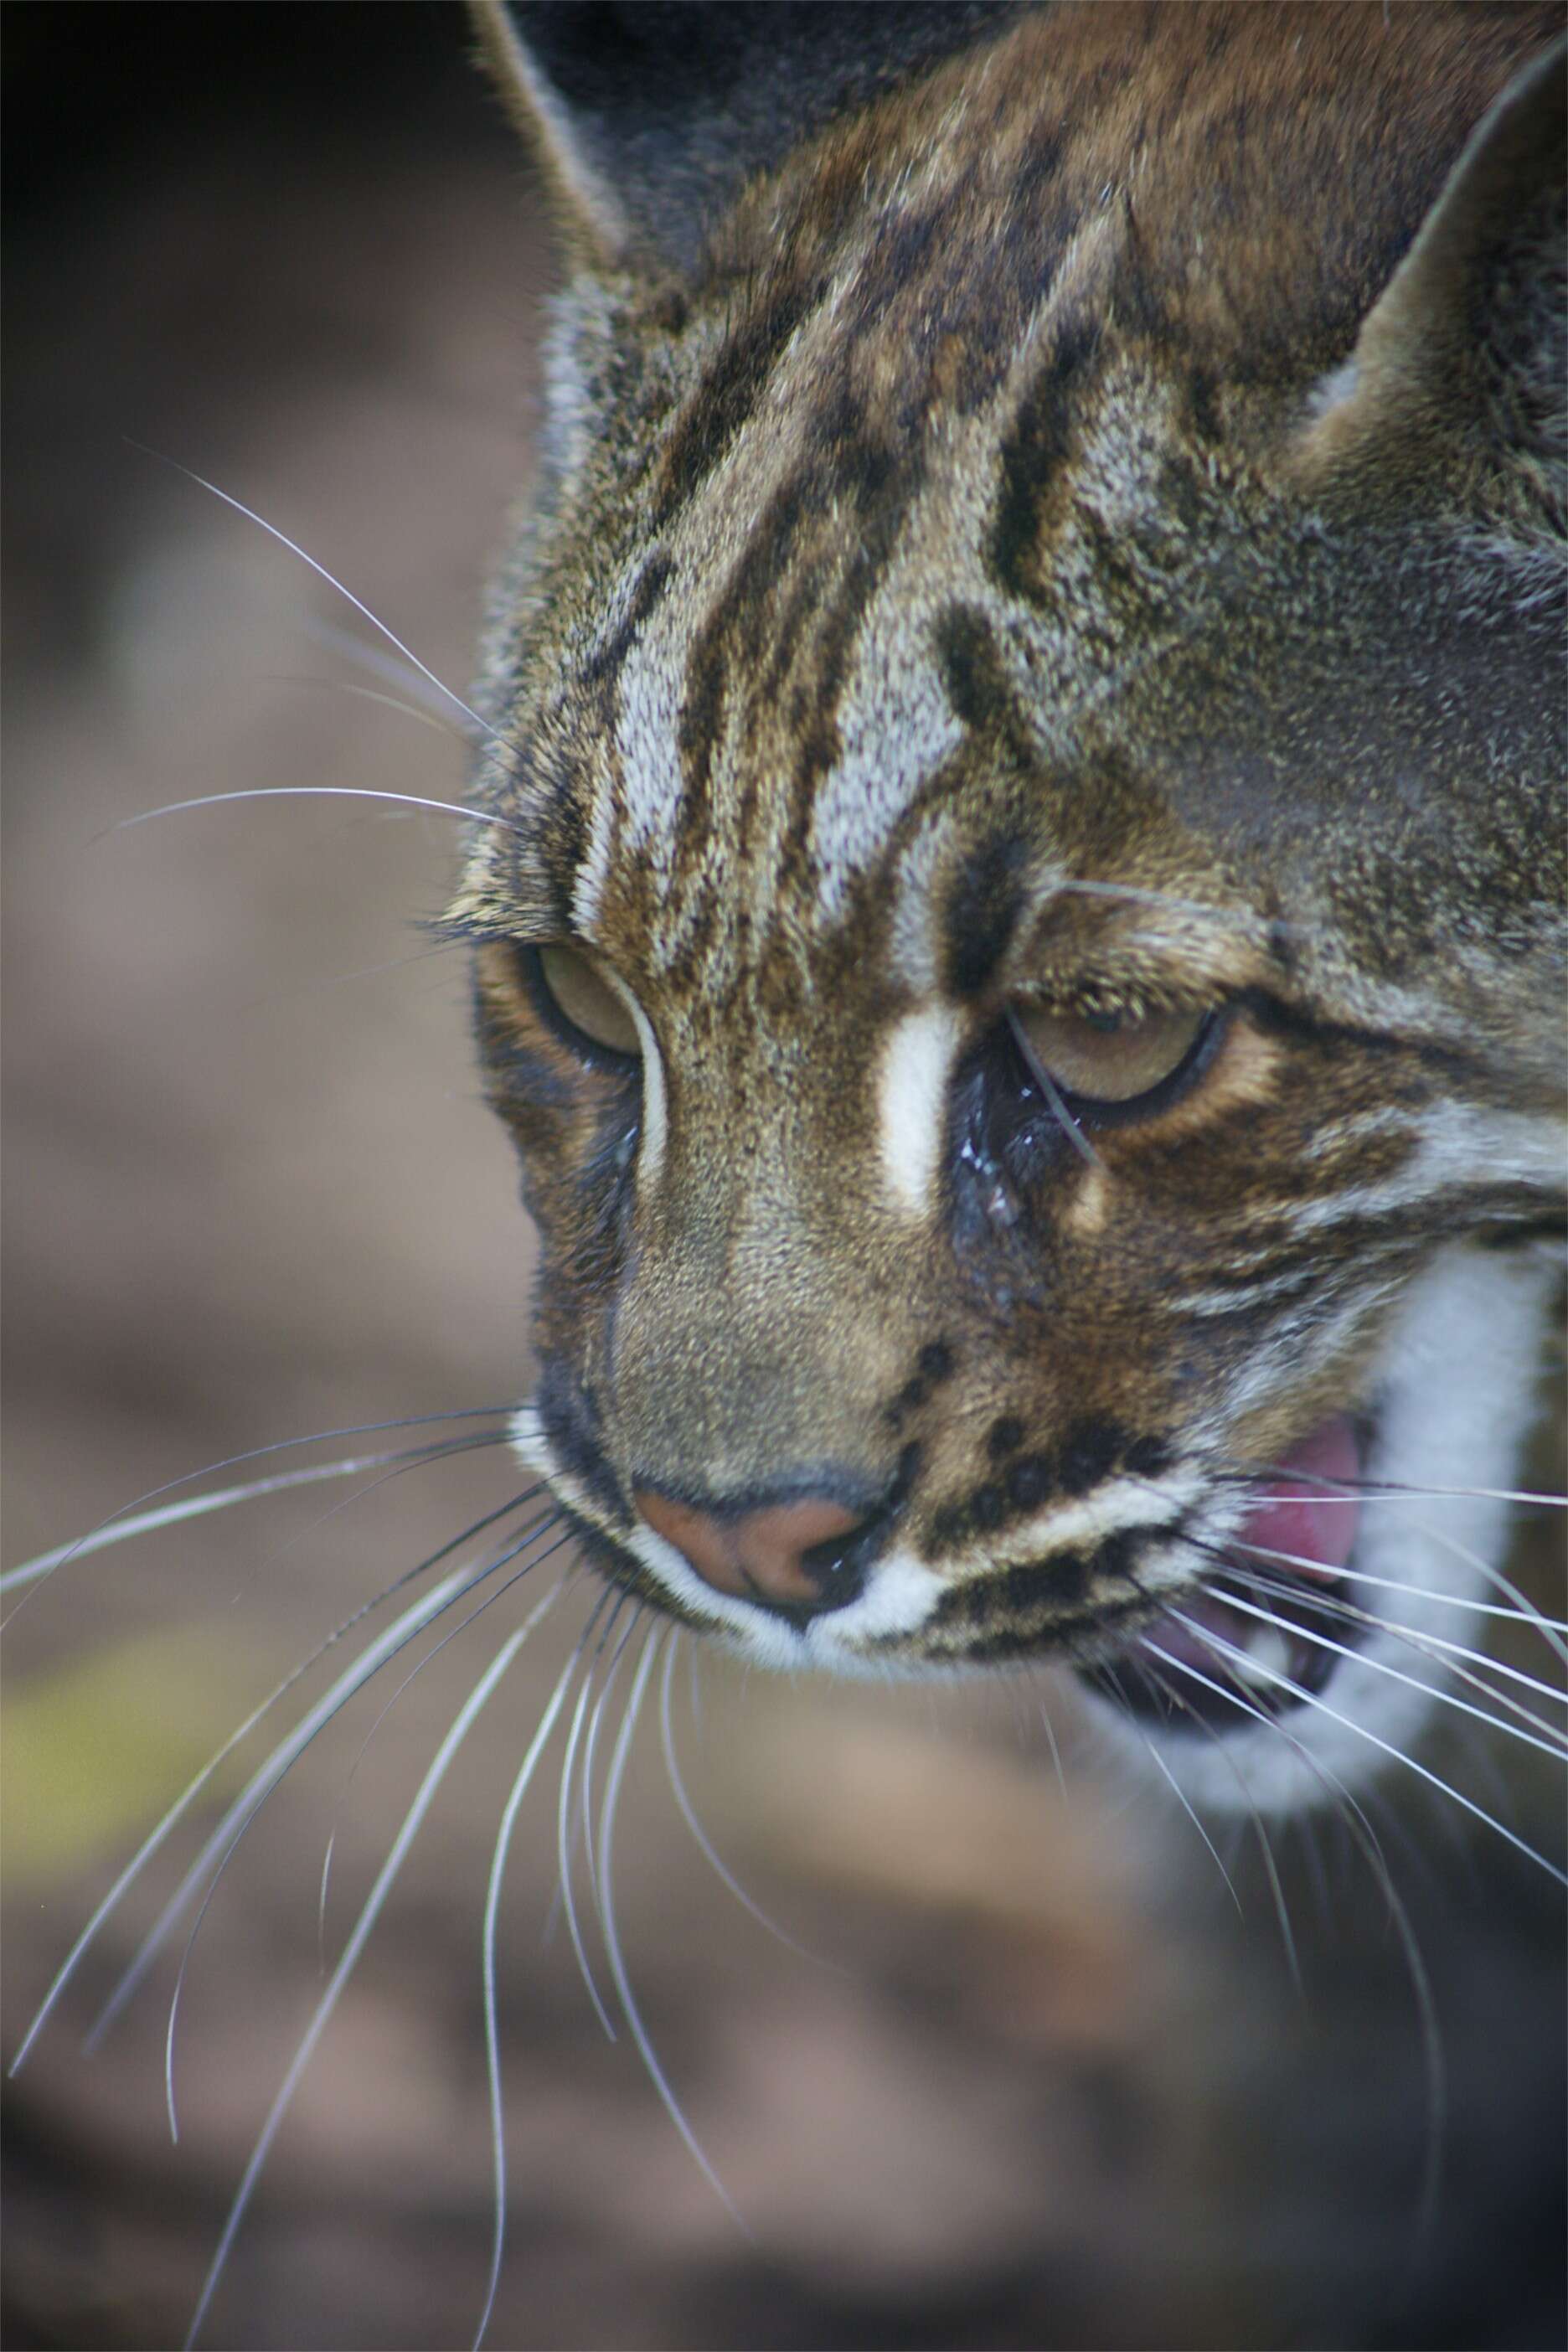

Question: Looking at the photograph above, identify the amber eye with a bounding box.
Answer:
[1010,1003,1209,1109]
[534,944,642,1060]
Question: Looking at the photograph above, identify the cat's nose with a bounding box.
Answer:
[632,1485,875,1617]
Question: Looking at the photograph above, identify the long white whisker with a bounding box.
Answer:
[303,615,481,723]
[127,444,496,739]
[1029,1677,1070,1803]
[1142,1637,1447,2239]
[264,671,475,744]
[1151,1657,1302,1979]
[312,1519,568,1975]
[1052,877,1310,937]
[1227,1527,1568,1669]
[1136,1647,1401,1915]
[554,1602,618,2043]
[1165,1609,1568,1888]
[113,786,519,840]
[1117,1693,1245,1918]
[1174,1514,1568,1711]
[1132,1457,1568,1667]
[581,1615,640,1933]
[84,1533,546,2058]
[1201,1584,1568,1765]
[182,1581,563,2350]
[1237,1550,1568,1638]
[253,939,468,1006]
[166,1527,566,2144]
[1240,1580,1568,1777]
[1227,1563,1568,1714]
[656,1637,825,1962]
[1409,1523,1568,1671]
[1134,1649,1313,1975]
[2,1448,473,1600]
[323,1519,568,1855]
[0,1407,512,1607]
[10,1512,518,2077]
[599,1625,750,2233]
[475,1623,586,2352]
[1219,1460,1565,1509]
[268,1436,514,1565]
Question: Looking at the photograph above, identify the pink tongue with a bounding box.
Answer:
[1234,1415,1361,1580]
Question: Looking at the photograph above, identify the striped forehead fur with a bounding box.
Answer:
[463,9,1555,990]
[539,228,1231,976]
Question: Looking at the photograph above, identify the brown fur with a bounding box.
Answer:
[456,6,1564,1694]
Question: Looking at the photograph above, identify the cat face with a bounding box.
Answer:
[456,7,1565,1813]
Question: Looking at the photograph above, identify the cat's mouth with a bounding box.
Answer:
[1089,1415,1367,1736]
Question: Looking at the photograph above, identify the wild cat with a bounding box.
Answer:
[6,4,1565,2347]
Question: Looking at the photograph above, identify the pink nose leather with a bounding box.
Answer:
[633,1488,861,1610]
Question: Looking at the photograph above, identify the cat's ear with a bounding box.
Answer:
[472,0,632,267]
[471,0,1017,274]
[1297,37,1565,489]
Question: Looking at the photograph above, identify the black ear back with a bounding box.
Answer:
[477,0,1025,271]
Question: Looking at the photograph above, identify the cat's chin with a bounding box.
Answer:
[1081,1241,1559,1818]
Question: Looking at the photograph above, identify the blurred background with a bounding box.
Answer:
[4,8,1564,2348]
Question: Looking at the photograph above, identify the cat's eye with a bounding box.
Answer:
[534,943,642,1061]
[1009,1002,1210,1111]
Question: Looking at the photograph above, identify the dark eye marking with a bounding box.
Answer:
[942,833,1029,999]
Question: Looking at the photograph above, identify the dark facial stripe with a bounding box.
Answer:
[942,828,1029,999]
[988,304,1103,601]
[650,274,828,533]
[581,554,673,693]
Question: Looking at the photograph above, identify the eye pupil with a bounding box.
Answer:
[536,944,642,1061]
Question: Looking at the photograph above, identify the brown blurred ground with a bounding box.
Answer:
[3,11,1564,2351]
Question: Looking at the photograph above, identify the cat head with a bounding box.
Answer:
[454,4,1565,1813]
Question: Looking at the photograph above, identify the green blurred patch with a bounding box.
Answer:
[3,1630,264,1885]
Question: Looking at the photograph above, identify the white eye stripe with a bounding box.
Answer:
[570,785,618,937]
[609,974,668,1183]
[878,1005,965,1215]
[616,606,688,854]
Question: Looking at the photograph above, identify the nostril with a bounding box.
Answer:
[798,1509,879,1590]
[632,1485,886,1617]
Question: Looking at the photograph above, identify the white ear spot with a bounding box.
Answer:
[878,1006,963,1215]
[1306,358,1359,420]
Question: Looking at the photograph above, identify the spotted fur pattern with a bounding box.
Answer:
[456,3,1565,1808]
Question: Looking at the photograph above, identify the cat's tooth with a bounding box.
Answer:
[1233,1624,1295,1688]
